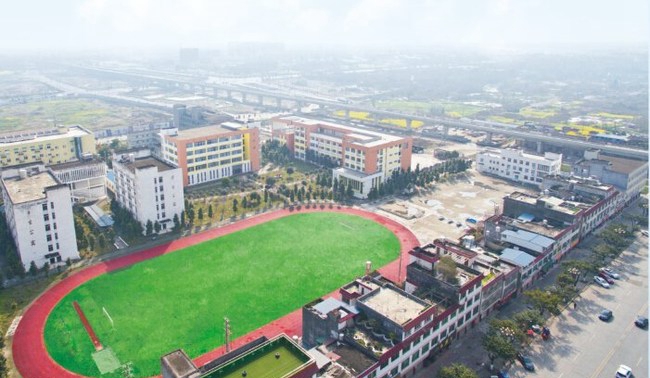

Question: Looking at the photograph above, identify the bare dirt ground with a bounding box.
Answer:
[362,141,535,245]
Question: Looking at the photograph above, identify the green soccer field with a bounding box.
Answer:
[44,213,400,377]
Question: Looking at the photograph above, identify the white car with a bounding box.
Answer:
[594,275,611,288]
[600,267,621,280]
[615,364,632,378]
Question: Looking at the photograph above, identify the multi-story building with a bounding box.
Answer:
[49,158,107,203]
[112,149,184,233]
[0,125,95,167]
[476,148,562,187]
[0,165,79,269]
[572,149,647,203]
[159,123,260,187]
[272,116,412,198]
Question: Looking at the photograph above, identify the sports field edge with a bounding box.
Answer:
[12,207,420,378]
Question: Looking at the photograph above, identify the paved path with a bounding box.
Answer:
[12,207,419,378]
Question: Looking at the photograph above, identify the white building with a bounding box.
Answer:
[112,149,184,234]
[476,148,562,187]
[1,165,79,269]
[49,158,107,203]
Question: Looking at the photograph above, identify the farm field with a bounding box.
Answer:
[44,212,400,377]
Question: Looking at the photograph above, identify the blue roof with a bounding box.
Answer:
[499,248,536,267]
[501,229,554,249]
[312,297,358,316]
[517,213,535,222]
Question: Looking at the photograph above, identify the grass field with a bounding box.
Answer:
[44,213,400,377]
[0,98,168,132]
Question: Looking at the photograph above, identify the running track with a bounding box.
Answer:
[12,207,420,378]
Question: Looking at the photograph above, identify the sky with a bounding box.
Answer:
[1,0,647,51]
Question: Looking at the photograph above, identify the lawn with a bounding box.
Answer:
[44,213,400,377]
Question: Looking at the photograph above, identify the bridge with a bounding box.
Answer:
[69,65,648,160]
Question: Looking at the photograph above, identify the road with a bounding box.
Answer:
[517,234,648,378]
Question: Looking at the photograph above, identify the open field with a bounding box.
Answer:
[332,110,424,128]
[519,107,556,118]
[0,98,168,132]
[376,100,484,118]
[44,213,400,377]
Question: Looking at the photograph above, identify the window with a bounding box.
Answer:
[48,245,54,252]
[401,360,409,370]
[42,203,48,211]
[43,214,49,221]
[45,224,50,231]
[46,235,52,242]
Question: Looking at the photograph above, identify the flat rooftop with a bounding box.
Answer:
[0,125,91,146]
[122,157,176,173]
[2,171,59,204]
[361,287,426,326]
[49,158,105,170]
[169,124,243,140]
[161,350,197,378]
[599,155,647,175]
[201,336,312,378]
[277,116,405,146]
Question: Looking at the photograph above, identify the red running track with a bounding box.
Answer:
[12,207,420,378]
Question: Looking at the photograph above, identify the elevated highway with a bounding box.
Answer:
[71,65,648,160]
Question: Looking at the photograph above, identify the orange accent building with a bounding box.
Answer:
[272,116,412,198]
[160,122,260,187]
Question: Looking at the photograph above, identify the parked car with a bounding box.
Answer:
[490,372,510,378]
[447,219,454,224]
[615,364,632,378]
[598,271,615,284]
[438,216,445,221]
[516,352,535,371]
[641,230,648,237]
[594,275,611,288]
[599,309,613,321]
[599,267,621,280]
[634,316,648,329]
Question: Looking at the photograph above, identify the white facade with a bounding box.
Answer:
[1,167,79,269]
[477,148,562,187]
[113,151,184,234]
[50,159,107,203]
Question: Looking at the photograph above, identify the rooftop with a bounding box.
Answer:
[501,229,555,249]
[121,157,176,174]
[49,157,105,170]
[360,286,426,326]
[277,116,405,146]
[327,343,376,375]
[0,125,91,146]
[2,171,60,204]
[161,350,197,378]
[201,335,312,378]
[598,155,647,175]
[311,298,358,318]
[499,248,536,268]
[169,124,245,140]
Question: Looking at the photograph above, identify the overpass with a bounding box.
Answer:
[70,65,648,160]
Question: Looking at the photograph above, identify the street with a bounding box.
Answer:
[518,234,648,378]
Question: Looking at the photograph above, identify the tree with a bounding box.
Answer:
[524,288,562,315]
[512,309,545,333]
[482,318,523,367]
[0,353,7,378]
[208,204,213,219]
[437,256,458,284]
[173,214,180,231]
[87,235,96,250]
[154,221,161,234]
[97,234,106,249]
[198,208,204,222]
[29,261,38,276]
[437,363,478,378]
[242,197,248,209]
[264,190,269,203]
[146,220,154,236]
[232,198,239,214]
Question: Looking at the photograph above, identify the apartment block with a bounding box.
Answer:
[160,123,260,187]
[113,149,184,233]
[272,116,412,198]
[0,125,95,168]
[476,148,562,187]
[1,165,79,269]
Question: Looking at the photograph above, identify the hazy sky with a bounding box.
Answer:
[2,0,647,50]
